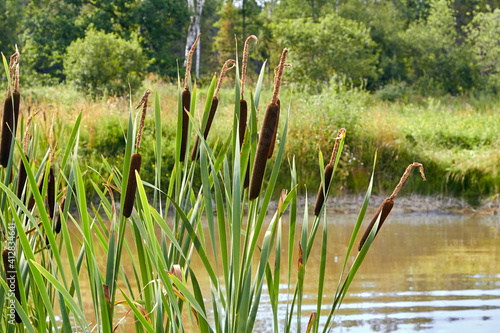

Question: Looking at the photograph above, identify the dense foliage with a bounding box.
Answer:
[64,28,145,94]
[2,0,500,95]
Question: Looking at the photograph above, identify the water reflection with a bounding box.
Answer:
[189,213,500,332]
[73,212,500,332]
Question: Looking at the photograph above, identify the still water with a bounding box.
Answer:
[188,211,500,332]
[78,210,500,332]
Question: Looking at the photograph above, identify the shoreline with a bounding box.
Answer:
[268,194,500,217]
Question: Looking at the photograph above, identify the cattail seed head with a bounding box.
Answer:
[358,197,394,251]
[16,156,28,199]
[0,91,20,167]
[267,99,281,159]
[180,89,191,162]
[243,160,250,189]
[191,96,219,161]
[239,99,248,147]
[314,164,334,216]
[27,170,45,211]
[2,248,22,323]
[123,153,142,218]
[47,167,55,219]
[54,197,65,234]
[249,102,279,200]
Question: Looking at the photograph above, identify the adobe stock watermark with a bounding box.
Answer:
[4,219,21,325]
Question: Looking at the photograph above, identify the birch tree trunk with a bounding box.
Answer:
[184,0,205,78]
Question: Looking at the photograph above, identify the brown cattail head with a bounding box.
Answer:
[243,160,250,189]
[2,248,22,323]
[47,167,55,219]
[191,96,219,161]
[49,110,57,164]
[358,197,394,251]
[180,88,191,162]
[314,164,334,216]
[239,99,247,147]
[184,34,201,90]
[135,89,151,150]
[123,153,142,218]
[215,60,236,99]
[0,91,20,167]
[16,156,28,200]
[248,102,280,200]
[267,99,281,159]
[241,35,258,99]
[27,170,45,211]
[54,197,66,234]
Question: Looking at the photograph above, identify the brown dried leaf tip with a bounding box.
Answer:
[358,162,426,251]
[248,49,288,201]
[298,241,304,272]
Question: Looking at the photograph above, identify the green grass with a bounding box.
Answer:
[21,77,499,205]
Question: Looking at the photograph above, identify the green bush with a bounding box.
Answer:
[466,9,500,94]
[275,14,378,90]
[64,28,145,95]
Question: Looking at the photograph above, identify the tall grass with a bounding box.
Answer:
[0,45,425,332]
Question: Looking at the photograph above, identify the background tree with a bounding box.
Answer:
[64,28,145,95]
[135,0,189,77]
[22,0,84,83]
[467,8,500,93]
[276,14,378,89]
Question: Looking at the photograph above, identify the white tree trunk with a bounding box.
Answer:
[184,0,205,79]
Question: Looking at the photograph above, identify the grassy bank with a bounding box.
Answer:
[23,77,499,205]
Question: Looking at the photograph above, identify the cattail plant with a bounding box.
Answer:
[314,128,346,216]
[47,111,57,219]
[123,89,150,218]
[191,59,236,161]
[240,36,258,188]
[180,34,200,162]
[358,162,426,250]
[1,49,20,168]
[249,48,288,200]
[2,248,22,323]
[239,35,258,147]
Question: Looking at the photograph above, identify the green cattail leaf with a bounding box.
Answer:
[253,60,267,108]
[0,278,36,333]
[30,260,89,330]
[120,291,156,333]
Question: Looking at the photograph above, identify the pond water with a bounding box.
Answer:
[76,210,500,332]
[189,211,500,332]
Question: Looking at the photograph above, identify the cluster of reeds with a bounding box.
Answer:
[0,40,426,333]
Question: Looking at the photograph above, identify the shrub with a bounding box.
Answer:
[275,14,378,90]
[64,28,145,95]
